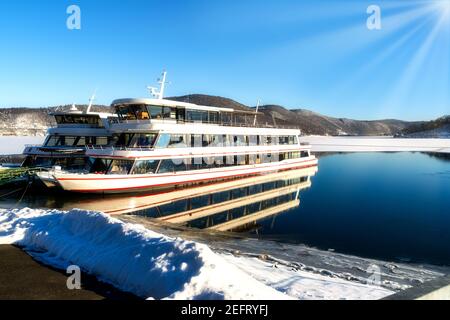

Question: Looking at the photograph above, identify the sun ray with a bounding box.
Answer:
[380,8,449,118]
[327,15,433,100]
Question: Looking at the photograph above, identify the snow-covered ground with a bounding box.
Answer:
[0,136,44,155]
[0,208,393,300]
[301,136,450,153]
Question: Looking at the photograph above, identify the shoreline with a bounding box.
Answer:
[0,245,139,300]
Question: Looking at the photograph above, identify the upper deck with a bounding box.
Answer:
[110,98,300,134]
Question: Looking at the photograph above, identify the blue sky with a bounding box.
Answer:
[0,0,449,120]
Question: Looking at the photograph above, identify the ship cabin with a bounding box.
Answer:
[21,108,116,169]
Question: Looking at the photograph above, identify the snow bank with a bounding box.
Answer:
[0,208,393,300]
[300,136,450,153]
[0,208,288,300]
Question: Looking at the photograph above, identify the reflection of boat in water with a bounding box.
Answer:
[41,166,317,233]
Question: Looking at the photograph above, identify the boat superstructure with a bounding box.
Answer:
[22,97,116,171]
[37,72,318,193]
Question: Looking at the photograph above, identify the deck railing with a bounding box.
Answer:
[108,117,300,130]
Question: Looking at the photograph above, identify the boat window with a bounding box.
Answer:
[233,155,246,166]
[163,107,175,119]
[34,157,55,168]
[45,136,59,147]
[289,136,296,145]
[202,135,212,147]
[209,112,219,123]
[116,105,137,121]
[210,135,224,147]
[248,135,257,146]
[108,159,133,175]
[301,151,309,158]
[115,133,134,147]
[148,106,163,119]
[129,133,157,148]
[90,158,112,174]
[176,108,186,122]
[155,133,170,148]
[132,160,159,174]
[186,110,208,123]
[279,136,289,145]
[168,134,188,148]
[233,135,247,146]
[134,105,150,120]
[158,159,188,173]
[191,134,202,148]
[221,113,232,125]
[54,115,102,126]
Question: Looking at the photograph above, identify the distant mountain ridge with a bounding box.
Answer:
[0,94,444,137]
[171,95,413,136]
[398,115,450,138]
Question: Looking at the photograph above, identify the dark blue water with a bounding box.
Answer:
[3,152,450,266]
[256,152,450,266]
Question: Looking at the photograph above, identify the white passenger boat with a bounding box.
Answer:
[37,72,318,193]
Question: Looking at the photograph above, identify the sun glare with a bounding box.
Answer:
[433,0,450,20]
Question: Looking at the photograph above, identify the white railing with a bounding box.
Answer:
[86,145,154,152]
[108,117,300,130]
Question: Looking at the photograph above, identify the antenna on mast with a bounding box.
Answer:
[86,90,97,113]
[147,70,169,99]
[253,99,261,126]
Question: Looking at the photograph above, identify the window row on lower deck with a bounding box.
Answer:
[89,151,310,175]
[114,133,299,149]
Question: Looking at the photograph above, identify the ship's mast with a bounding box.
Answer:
[253,99,261,126]
[147,70,168,100]
[86,90,96,113]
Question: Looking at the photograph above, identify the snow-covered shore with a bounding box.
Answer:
[0,208,393,300]
[301,136,450,153]
[0,136,44,155]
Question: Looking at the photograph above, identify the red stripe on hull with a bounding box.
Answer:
[58,158,315,181]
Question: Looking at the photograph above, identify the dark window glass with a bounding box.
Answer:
[221,113,232,125]
[148,106,163,119]
[169,135,187,148]
[209,112,219,123]
[129,133,157,148]
[109,160,133,175]
[158,159,187,173]
[90,158,112,174]
[176,108,185,122]
[132,160,159,174]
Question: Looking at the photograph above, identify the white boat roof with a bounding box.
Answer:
[111,98,236,113]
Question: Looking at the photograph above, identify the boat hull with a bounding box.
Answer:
[37,157,318,194]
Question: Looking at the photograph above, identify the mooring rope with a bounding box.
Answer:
[0,187,24,199]
[12,180,32,209]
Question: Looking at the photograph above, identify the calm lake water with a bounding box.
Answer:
[1,152,449,266]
